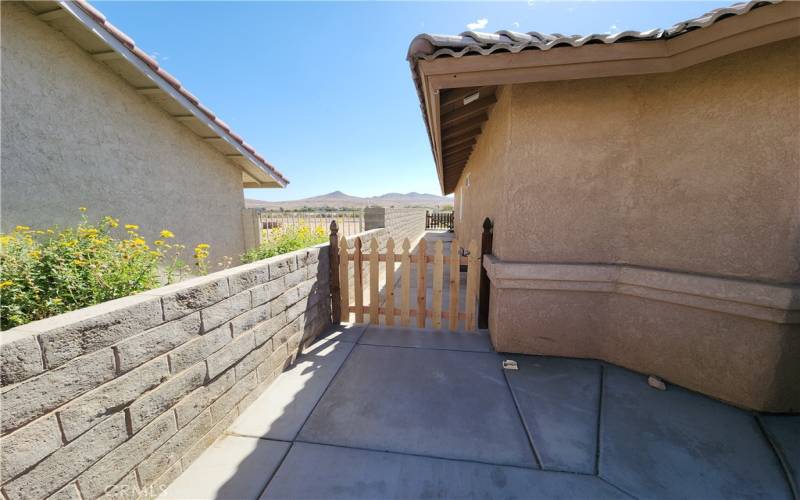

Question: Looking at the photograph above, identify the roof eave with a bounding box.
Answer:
[408,0,799,196]
[51,1,289,188]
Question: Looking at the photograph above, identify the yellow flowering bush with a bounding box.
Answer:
[0,211,212,330]
[242,222,327,263]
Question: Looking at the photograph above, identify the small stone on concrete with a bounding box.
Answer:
[648,375,666,391]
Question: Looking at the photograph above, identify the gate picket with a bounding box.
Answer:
[464,240,479,331]
[385,238,396,326]
[448,240,460,331]
[432,240,444,329]
[369,238,379,325]
[416,239,427,328]
[354,237,364,323]
[400,239,411,326]
[339,236,349,323]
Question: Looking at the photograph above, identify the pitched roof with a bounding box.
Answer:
[23,0,288,188]
[406,0,797,195]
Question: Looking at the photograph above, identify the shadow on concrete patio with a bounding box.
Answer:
[159,319,799,499]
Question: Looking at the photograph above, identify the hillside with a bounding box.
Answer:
[246,191,453,210]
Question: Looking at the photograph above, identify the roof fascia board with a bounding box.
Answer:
[419,72,445,194]
[55,1,287,188]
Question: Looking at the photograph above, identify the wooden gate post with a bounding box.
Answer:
[329,220,341,325]
[478,217,493,329]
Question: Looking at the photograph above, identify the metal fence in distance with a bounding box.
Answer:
[257,210,363,241]
[426,211,454,230]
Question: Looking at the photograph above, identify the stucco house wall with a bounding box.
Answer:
[452,86,511,249]
[1,3,248,261]
[454,38,799,412]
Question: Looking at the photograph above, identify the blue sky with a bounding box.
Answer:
[96,1,731,201]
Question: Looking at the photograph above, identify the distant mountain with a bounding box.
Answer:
[246,191,453,210]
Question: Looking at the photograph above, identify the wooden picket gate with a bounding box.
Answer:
[329,222,481,331]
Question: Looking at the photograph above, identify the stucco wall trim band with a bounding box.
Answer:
[483,256,800,324]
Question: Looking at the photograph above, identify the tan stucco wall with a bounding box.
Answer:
[457,38,800,282]
[456,38,800,412]
[1,3,248,261]
[452,86,511,250]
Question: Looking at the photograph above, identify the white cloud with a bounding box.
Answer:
[511,21,520,29]
[466,18,488,30]
[609,24,618,31]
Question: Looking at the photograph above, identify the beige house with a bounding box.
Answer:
[409,0,799,412]
[2,1,287,260]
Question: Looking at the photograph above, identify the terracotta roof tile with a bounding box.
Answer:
[152,69,178,90]
[408,0,779,62]
[131,46,158,71]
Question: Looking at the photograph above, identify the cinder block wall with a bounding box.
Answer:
[0,245,332,500]
[364,206,427,243]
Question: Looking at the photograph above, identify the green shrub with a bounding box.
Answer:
[242,222,327,263]
[0,210,211,330]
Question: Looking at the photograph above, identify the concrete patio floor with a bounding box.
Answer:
[160,324,798,499]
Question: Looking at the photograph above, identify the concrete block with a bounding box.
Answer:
[100,470,139,500]
[250,278,284,307]
[1,348,116,434]
[174,370,235,428]
[168,323,231,375]
[57,357,169,442]
[270,320,298,352]
[77,411,177,500]
[0,329,44,385]
[128,363,206,433]
[268,255,296,280]
[144,275,229,322]
[33,294,163,369]
[115,313,201,373]
[0,414,62,481]
[230,305,269,336]
[298,246,321,267]
[160,436,289,500]
[256,342,289,383]
[210,371,257,423]
[180,406,238,468]
[283,268,306,289]
[235,340,273,381]
[200,291,250,332]
[206,331,255,380]
[286,297,310,324]
[227,262,270,295]
[275,285,303,308]
[137,409,213,487]
[269,293,288,317]
[237,374,273,412]
[144,461,181,500]
[305,259,325,280]
[253,312,286,347]
[48,483,81,500]
[1,413,127,500]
